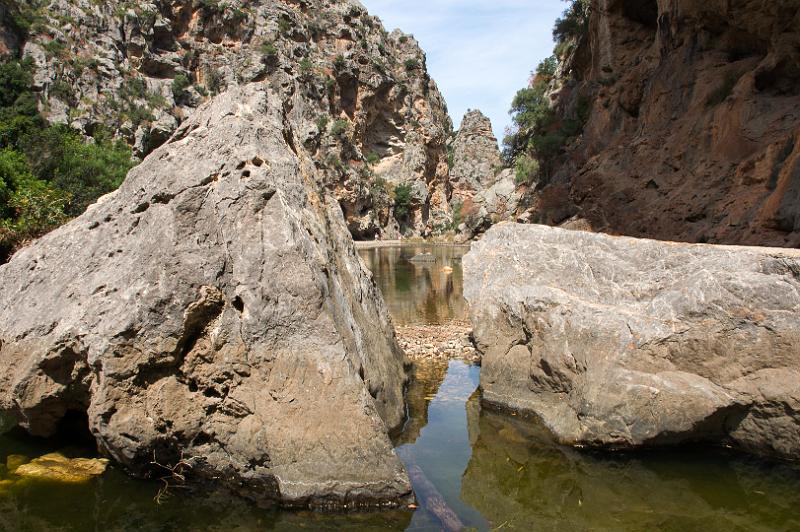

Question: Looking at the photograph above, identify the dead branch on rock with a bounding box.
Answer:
[150,451,197,505]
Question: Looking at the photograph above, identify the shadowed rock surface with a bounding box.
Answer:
[464,223,800,459]
[528,0,800,247]
[0,83,412,509]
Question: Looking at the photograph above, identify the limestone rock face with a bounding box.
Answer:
[464,223,800,459]
[448,110,522,241]
[0,84,412,509]
[4,0,453,238]
[457,169,523,242]
[449,110,503,200]
[532,0,800,247]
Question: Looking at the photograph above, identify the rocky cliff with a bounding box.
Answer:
[464,223,800,460]
[0,81,414,509]
[527,0,800,247]
[448,110,521,241]
[0,0,453,238]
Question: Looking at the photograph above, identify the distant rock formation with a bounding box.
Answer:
[0,84,412,509]
[448,110,521,241]
[449,110,504,200]
[464,223,800,459]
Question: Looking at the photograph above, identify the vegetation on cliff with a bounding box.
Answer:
[0,59,134,262]
[502,0,591,184]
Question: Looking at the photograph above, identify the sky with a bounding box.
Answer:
[361,0,567,142]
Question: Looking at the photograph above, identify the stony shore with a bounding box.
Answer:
[395,321,479,363]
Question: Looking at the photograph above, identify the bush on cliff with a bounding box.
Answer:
[393,183,413,222]
[502,0,592,183]
[0,59,135,261]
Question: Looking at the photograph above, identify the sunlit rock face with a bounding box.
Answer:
[0,84,411,509]
[3,0,453,238]
[448,110,522,242]
[464,223,800,459]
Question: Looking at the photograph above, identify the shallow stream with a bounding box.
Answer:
[0,245,798,530]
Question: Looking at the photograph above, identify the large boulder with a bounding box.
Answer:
[464,223,800,459]
[0,83,412,509]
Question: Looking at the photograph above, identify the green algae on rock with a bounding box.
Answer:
[13,453,109,484]
[5,454,28,473]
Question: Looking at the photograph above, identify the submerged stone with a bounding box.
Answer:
[409,253,436,263]
[13,453,109,483]
[6,455,29,473]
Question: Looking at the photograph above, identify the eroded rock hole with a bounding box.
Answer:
[623,0,658,28]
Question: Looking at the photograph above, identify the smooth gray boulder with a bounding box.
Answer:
[464,223,800,459]
[0,84,411,508]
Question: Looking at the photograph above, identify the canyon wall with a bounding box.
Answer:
[1,0,454,238]
[535,0,800,247]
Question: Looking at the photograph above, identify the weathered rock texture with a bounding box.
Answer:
[0,83,413,508]
[2,0,453,238]
[449,110,503,201]
[464,223,800,459]
[448,110,520,241]
[530,0,800,247]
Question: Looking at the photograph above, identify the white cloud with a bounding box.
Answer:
[361,0,566,142]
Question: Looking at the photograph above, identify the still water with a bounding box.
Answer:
[357,245,468,325]
[0,245,799,531]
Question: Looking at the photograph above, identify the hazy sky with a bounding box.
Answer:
[361,0,567,142]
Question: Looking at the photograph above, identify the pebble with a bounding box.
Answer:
[395,321,481,363]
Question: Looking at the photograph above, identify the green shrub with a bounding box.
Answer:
[334,54,347,71]
[369,175,390,209]
[0,58,135,261]
[260,41,278,59]
[299,58,314,76]
[451,199,463,228]
[393,183,412,221]
[553,0,590,45]
[172,73,192,103]
[503,50,591,181]
[0,148,69,260]
[316,115,329,134]
[366,152,380,165]
[330,119,348,138]
[536,56,558,81]
[514,155,540,185]
[206,69,225,95]
[404,58,419,71]
[278,17,292,35]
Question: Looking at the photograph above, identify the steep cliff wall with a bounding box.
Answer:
[1,0,453,238]
[528,0,800,247]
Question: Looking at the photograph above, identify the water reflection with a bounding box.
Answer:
[462,402,800,531]
[395,361,487,531]
[358,245,469,325]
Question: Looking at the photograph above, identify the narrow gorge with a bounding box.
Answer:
[0,0,798,530]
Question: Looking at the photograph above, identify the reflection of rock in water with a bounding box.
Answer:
[0,468,414,530]
[393,360,449,446]
[358,246,468,325]
[461,405,800,530]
